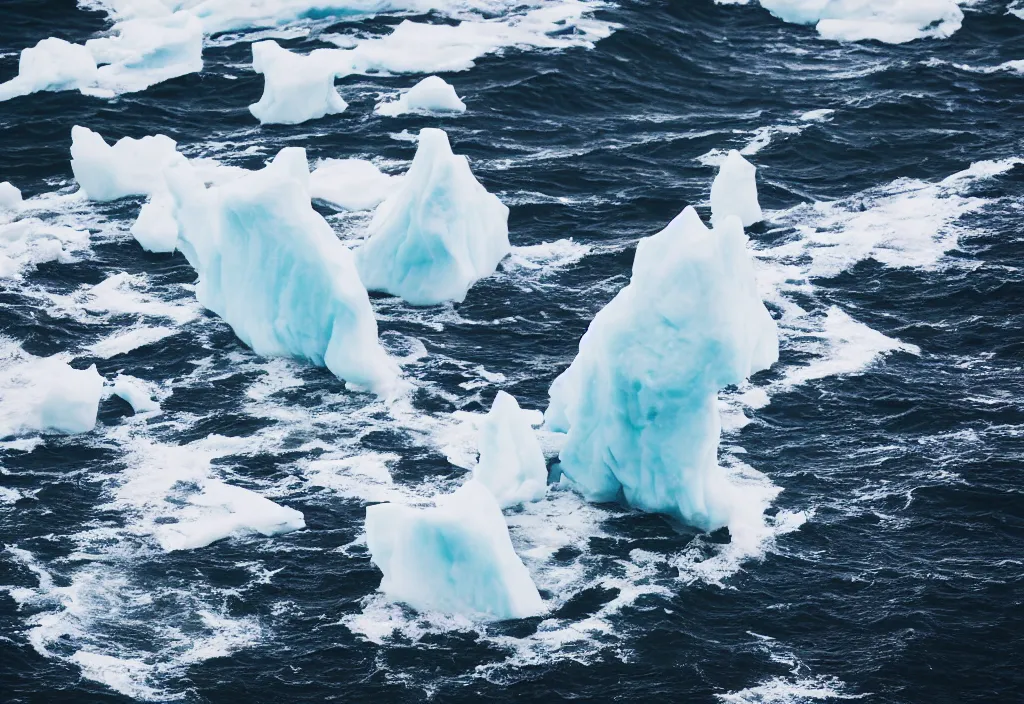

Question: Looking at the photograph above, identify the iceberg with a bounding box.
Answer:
[0,38,99,102]
[365,479,544,620]
[249,40,348,125]
[355,128,510,306]
[0,183,23,215]
[129,192,179,253]
[155,480,306,551]
[70,125,186,202]
[749,0,964,43]
[376,75,466,117]
[473,391,547,509]
[165,147,402,396]
[0,355,104,437]
[711,150,762,228]
[545,207,779,531]
[309,158,401,211]
[111,374,161,414]
[87,11,204,94]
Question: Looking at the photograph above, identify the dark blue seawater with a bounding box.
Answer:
[1,1,1023,702]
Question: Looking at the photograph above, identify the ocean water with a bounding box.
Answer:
[1,0,1023,702]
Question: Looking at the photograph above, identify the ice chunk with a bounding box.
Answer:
[87,11,203,94]
[111,374,161,414]
[166,147,402,396]
[249,40,348,125]
[376,75,466,117]
[0,218,90,279]
[545,207,779,531]
[0,38,99,102]
[0,354,104,437]
[130,192,179,253]
[309,158,401,211]
[711,150,762,228]
[0,183,23,213]
[155,481,305,551]
[473,391,547,508]
[355,128,510,306]
[365,479,544,620]
[751,0,964,43]
[70,125,186,202]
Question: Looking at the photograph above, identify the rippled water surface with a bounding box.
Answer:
[1,1,1023,702]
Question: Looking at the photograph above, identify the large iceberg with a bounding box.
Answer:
[0,355,104,437]
[355,128,510,306]
[473,391,547,509]
[365,479,544,620]
[70,125,186,202]
[249,40,348,125]
[165,147,402,396]
[545,207,779,531]
[376,75,466,117]
[744,0,964,43]
[309,158,401,211]
[711,150,762,228]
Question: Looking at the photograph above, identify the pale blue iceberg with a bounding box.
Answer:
[355,128,510,306]
[111,374,161,414]
[0,38,98,102]
[165,147,403,396]
[545,207,779,531]
[376,75,466,117]
[309,158,402,211]
[365,479,544,620]
[711,149,762,228]
[473,391,547,509]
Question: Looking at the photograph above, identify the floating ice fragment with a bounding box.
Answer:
[473,391,547,509]
[746,0,964,43]
[70,125,186,202]
[129,192,179,253]
[309,159,402,211]
[111,374,161,414]
[365,479,544,620]
[355,128,510,305]
[0,183,24,213]
[711,149,762,228]
[249,40,348,125]
[156,481,306,551]
[0,355,104,437]
[166,146,403,396]
[545,207,779,532]
[376,75,466,117]
[0,38,98,102]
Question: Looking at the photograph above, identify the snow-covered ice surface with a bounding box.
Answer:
[2,0,1023,702]
[376,75,467,116]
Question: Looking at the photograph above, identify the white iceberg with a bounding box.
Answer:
[129,192,179,253]
[365,479,544,620]
[545,207,779,531]
[155,480,306,551]
[0,183,24,214]
[473,391,547,509]
[70,125,186,202]
[249,40,348,125]
[355,128,510,306]
[309,158,401,211]
[376,75,466,117]
[166,147,402,396]
[710,149,762,227]
[87,11,204,94]
[111,374,161,414]
[750,0,964,43]
[0,38,99,102]
[0,355,104,437]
